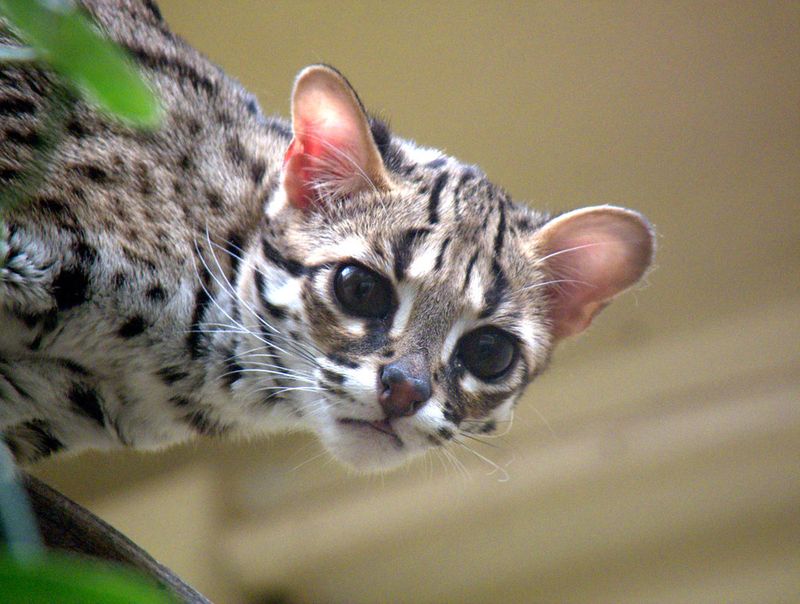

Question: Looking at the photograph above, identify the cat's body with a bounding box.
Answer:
[0,0,654,470]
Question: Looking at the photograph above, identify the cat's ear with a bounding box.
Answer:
[282,65,390,209]
[535,205,654,340]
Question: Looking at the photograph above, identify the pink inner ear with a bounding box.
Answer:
[283,71,380,209]
[283,116,364,209]
[540,208,653,339]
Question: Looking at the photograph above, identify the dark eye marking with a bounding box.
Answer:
[478,260,508,319]
[333,263,395,319]
[457,326,518,381]
[392,228,430,281]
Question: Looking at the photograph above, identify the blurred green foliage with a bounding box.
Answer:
[0,551,176,604]
[0,0,162,126]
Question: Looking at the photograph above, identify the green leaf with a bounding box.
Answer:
[0,0,162,127]
[0,552,177,604]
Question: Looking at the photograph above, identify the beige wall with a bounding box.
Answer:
[33,2,799,602]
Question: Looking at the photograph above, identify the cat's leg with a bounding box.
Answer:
[0,222,54,313]
[0,356,120,462]
[0,221,91,356]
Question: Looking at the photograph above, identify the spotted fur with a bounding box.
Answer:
[0,0,654,471]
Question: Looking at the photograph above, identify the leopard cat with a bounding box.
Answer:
[0,0,654,471]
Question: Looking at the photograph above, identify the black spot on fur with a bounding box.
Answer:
[264,301,287,320]
[71,164,108,183]
[443,405,462,426]
[5,128,41,147]
[0,167,20,181]
[169,395,193,408]
[393,228,430,281]
[184,409,224,436]
[328,353,359,369]
[426,157,446,169]
[157,366,189,385]
[222,353,243,389]
[437,426,454,440]
[66,119,88,138]
[141,0,164,21]
[146,284,167,301]
[0,96,36,116]
[187,264,212,359]
[479,419,497,434]
[27,310,59,350]
[75,241,97,264]
[322,369,345,385]
[118,316,147,338]
[179,153,192,171]
[17,311,41,330]
[226,231,244,284]
[22,420,64,459]
[59,359,90,376]
[245,96,259,116]
[207,189,222,210]
[250,160,266,184]
[68,383,105,427]
[428,171,449,224]
[52,266,89,311]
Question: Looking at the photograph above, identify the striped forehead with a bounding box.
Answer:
[304,234,376,267]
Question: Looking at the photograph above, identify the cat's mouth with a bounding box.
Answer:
[338,418,403,448]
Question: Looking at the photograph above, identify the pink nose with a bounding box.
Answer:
[379,354,431,418]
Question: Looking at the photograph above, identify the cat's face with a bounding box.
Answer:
[240,66,653,471]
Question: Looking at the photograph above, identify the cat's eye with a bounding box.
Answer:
[333,264,394,319]
[457,326,517,381]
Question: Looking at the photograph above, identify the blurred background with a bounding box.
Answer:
[32,1,799,602]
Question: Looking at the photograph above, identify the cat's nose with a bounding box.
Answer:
[379,353,431,418]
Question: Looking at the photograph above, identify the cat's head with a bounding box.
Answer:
[240,65,654,471]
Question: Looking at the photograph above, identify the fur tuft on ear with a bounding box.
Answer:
[282,65,390,209]
[536,205,655,340]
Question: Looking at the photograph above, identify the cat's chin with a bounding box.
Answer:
[316,418,422,473]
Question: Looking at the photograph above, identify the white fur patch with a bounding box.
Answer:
[266,276,304,313]
[305,235,369,265]
[441,318,469,364]
[390,282,417,338]
[461,374,482,394]
[406,243,440,281]
[405,144,446,165]
[266,188,289,218]
[343,363,379,403]
[467,272,484,312]
[342,317,365,336]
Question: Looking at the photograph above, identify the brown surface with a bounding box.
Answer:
[24,473,211,604]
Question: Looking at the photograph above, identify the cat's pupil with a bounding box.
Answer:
[458,326,517,381]
[333,264,393,319]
